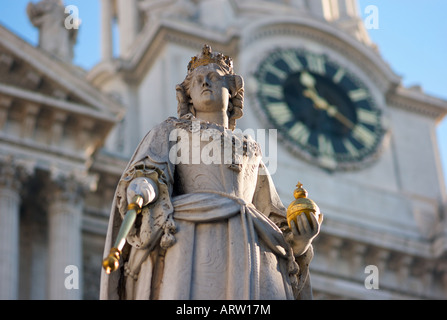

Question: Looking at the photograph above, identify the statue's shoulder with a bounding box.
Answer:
[148,116,181,133]
[166,113,195,128]
[140,116,192,144]
[131,117,180,164]
[158,113,203,133]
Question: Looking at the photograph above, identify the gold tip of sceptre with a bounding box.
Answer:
[102,247,121,275]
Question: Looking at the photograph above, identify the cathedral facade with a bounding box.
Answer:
[1,0,446,299]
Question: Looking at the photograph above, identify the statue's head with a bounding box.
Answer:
[176,45,244,130]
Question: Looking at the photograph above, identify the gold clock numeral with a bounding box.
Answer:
[263,63,288,81]
[282,51,303,72]
[289,122,310,145]
[332,68,346,84]
[267,102,293,125]
[348,88,369,102]
[318,134,335,156]
[352,124,376,147]
[261,83,283,100]
[305,54,326,75]
[357,108,378,126]
[342,138,360,157]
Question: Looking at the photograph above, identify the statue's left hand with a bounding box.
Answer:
[289,212,323,257]
[127,177,159,206]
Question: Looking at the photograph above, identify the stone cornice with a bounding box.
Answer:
[321,215,432,258]
[387,85,447,121]
[313,229,447,299]
[87,18,240,86]
[0,83,117,124]
[0,82,117,168]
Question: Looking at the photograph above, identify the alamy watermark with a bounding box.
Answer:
[64,265,79,290]
[62,264,379,291]
[64,5,81,30]
[63,3,379,31]
[364,5,379,30]
[364,265,379,290]
[168,121,278,175]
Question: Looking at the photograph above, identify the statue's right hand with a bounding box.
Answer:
[127,177,159,206]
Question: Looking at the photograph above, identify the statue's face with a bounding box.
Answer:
[189,64,230,114]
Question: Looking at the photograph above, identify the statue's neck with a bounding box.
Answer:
[194,110,229,129]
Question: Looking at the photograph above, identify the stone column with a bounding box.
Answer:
[0,159,22,299]
[47,176,84,300]
[337,0,358,20]
[117,0,139,55]
[306,0,327,19]
[101,0,114,60]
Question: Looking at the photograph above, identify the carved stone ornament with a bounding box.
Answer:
[27,0,78,62]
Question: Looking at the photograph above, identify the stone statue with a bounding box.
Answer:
[100,45,321,300]
[27,0,78,62]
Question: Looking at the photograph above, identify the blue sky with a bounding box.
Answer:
[0,0,446,189]
[357,0,447,189]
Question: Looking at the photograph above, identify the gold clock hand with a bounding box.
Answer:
[301,71,331,110]
[300,71,316,89]
[303,89,355,130]
[303,88,328,110]
[327,105,355,129]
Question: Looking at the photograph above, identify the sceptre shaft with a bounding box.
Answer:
[102,195,144,274]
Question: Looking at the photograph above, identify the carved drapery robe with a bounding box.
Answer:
[100,115,313,300]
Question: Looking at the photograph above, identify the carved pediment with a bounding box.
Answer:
[0,24,124,171]
[0,25,123,114]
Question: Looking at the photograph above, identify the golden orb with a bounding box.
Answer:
[287,182,321,228]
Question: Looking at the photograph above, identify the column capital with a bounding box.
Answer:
[49,169,98,206]
[50,176,84,206]
[0,156,29,192]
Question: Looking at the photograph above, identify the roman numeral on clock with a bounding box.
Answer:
[342,138,360,157]
[267,102,293,125]
[263,63,288,81]
[289,122,310,145]
[261,83,283,100]
[282,51,303,72]
[357,108,379,126]
[349,88,369,102]
[318,134,335,156]
[305,54,326,75]
[332,68,346,83]
[352,124,376,147]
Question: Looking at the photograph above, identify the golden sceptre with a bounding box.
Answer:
[286,182,322,228]
[102,195,144,274]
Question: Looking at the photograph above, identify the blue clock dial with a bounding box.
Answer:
[256,48,384,170]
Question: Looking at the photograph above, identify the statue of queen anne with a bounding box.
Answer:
[100,45,321,300]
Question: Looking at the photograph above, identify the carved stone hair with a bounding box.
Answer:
[176,67,244,130]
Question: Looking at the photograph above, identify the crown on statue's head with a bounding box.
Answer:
[187,45,234,74]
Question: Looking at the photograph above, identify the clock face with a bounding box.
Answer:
[255,48,385,170]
